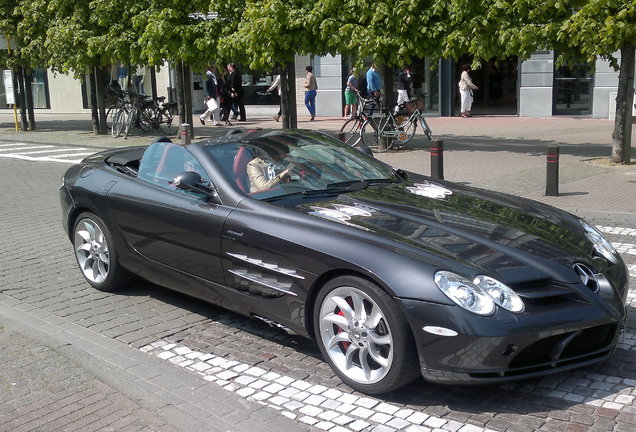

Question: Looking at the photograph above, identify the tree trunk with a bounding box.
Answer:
[175,61,186,125]
[281,60,297,129]
[610,44,634,164]
[382,63,395,109]
[16,67,28,131]
[95,66,107,135]
[23,68,36,131]
[88,71,100,135]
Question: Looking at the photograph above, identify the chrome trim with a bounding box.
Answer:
[228,269,298,296]
[226,252,305,279]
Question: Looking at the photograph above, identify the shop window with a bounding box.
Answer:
[0,68,50,109]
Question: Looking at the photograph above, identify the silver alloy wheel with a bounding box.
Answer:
[74,218,110,284]
[318,286,394,384]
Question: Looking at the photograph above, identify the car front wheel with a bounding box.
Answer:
[314,276,419,394]
[73,212,130,291]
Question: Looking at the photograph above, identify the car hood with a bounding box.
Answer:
[288,178,595,285]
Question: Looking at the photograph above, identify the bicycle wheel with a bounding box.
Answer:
[158,110,176,136]
[111,108,125,138]
[138,106,156,132]
[106,105,116,130]
[339,117,363,146]
[123,108,135,139]
[394,114,417,145]
[419,117,435,141]
[361,117,394,153]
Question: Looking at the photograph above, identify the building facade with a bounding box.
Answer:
[1,51,633,120]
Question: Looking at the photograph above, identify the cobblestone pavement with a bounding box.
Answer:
[0,325,178,432]
[0,127,635,431]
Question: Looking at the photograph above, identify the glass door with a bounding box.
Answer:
[553,64,593,115]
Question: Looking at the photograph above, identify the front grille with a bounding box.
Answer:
[511,279,588,308]
[509,323,618,370]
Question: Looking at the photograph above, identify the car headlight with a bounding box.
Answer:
[435,271,525,315]
[434,271,495,316]
[473,275,525,313]
[580,220,618,264]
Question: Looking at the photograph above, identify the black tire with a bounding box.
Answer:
[313,275,419,394]
[72,212,131,292]
[419,117,434,141]
[138,106,156,132]
[106,105,116,130]
[158,110,175,136]
[339,117,363,146]
[111,108,125,138]
[361,117,394,153]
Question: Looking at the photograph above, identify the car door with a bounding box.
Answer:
[105,143,233,284]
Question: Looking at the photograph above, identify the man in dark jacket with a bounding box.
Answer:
[227,63,246,121]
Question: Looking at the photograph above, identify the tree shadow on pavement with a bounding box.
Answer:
[401,135,615,159]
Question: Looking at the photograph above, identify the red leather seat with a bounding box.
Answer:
[233,146,253,193]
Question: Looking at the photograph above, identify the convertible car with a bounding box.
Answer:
[60,129,628,394]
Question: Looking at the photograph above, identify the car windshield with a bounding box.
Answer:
[202,130,399,200]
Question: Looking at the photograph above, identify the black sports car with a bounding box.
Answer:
[60,129,628,394]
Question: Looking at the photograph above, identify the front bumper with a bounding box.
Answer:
[400,283,627,384]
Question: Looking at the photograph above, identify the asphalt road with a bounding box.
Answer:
[1,147,635,432]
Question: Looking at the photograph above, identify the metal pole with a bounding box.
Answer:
[546,145,559,196]
[430,140,444,180]
[6,36,19,131]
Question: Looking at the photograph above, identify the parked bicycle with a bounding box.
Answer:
[108,90,177,138]
[339,93,434,153]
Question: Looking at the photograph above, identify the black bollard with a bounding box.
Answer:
[179,123,192,146]
[546,145,559,196]
[430,140,444,180]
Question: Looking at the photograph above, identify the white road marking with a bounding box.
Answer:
[142,332,635,432]
[0,145,55,152]
[0,143,96,164]
[142,341,484,432]
[613,242,636,256]
[598,226,636,237]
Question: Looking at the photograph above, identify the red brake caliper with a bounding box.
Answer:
[335,296,354,351]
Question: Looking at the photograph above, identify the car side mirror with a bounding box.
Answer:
[172,171,219,201]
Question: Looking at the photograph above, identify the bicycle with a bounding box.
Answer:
[339,94,435,153]
[338,94,378,147]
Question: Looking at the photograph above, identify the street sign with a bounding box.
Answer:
[3,70,15,104]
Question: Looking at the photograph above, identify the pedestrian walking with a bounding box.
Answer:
[366,62,382,115]
[395,66,412,113]
[267,74,282,122]
[304,66,318,121]
[458,63,478,118]
[219,70,233,125]
[199,65,221,126]
[344,68,358,119]
[227,63,246,121]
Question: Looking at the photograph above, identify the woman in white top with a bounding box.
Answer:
[458,64,478,118]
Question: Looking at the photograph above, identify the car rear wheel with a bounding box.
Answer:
[73,212,130,291]
[314,276,419,394]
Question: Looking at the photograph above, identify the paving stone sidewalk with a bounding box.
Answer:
[0,293,307,432]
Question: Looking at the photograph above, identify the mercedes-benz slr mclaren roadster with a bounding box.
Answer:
[60,129,628,394]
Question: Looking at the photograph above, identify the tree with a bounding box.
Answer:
[221,0,327,128]
[441,0,635,164]
[133,2,246,126]
[556,0,635,164]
